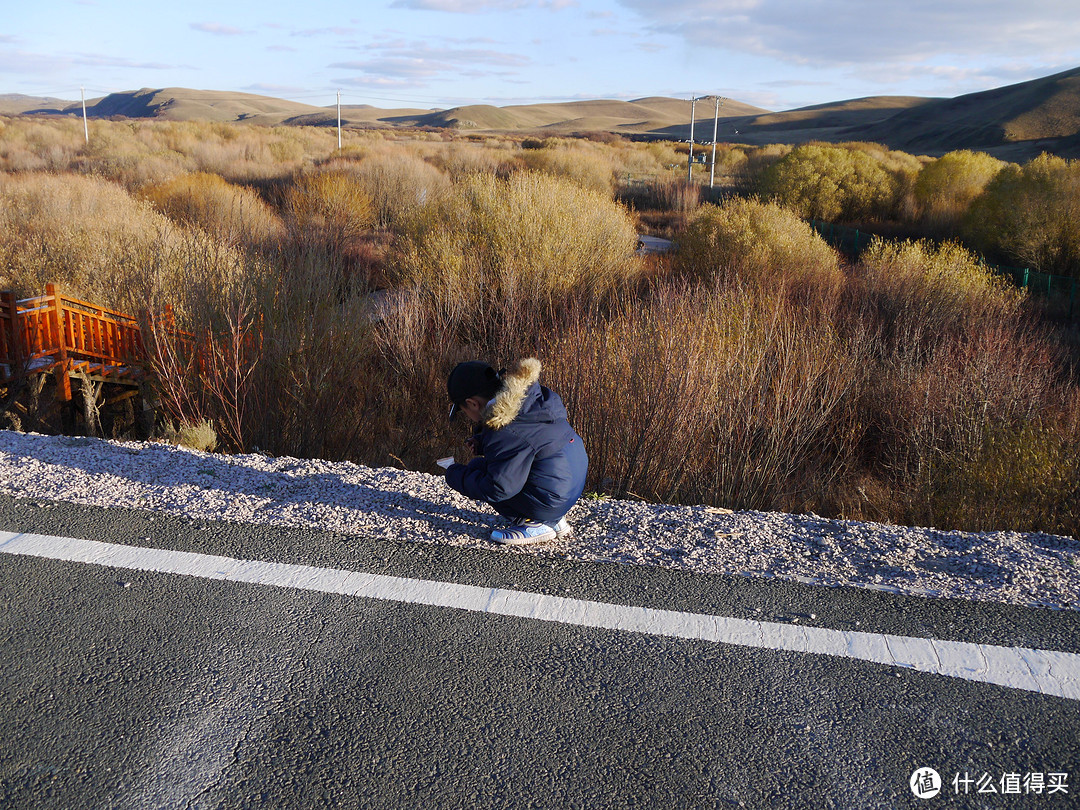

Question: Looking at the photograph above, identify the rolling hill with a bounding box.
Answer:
[3,87,330,125]
[3,66,1080,158]
[855,66,1080,156]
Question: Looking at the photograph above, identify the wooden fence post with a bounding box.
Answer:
[2,290,20,380]
[45,283,72,401]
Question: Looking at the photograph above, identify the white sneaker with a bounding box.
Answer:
[553,517,573,538]
[490,518,556,545]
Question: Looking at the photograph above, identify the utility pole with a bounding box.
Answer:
[81,87,88,145]
[709,97,722,187]
[336,90,342,149]
[687,96,697,183]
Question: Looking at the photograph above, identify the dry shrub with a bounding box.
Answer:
[840,141,924,175]
[427,142,521,180]
[393,171,641,317]
[542,283,870,511]
[676,198,843,299]
[0,171,260,323]
[283,169,375,253]
[332,147,452,230]
[734,144,792,192]
[628,178,700,214]
[914,150,1007,236]
[140,171,285,247]
[607,140,681,178]
[172,419,218,453]
[0,117,86,172]
[145,242,374,458]
[0,171,176,306]
[708,145,750,187]
[520,142,618,195]
[644,141,684,170]
[875,317,1079,534]
[2,118,349,187]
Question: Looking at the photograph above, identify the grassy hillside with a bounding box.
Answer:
[859,67,1080,154]
[83,87,329,124]
[0,94,72,115]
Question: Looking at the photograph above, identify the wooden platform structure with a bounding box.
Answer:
[1,284,149,399]
[0,283,156,438]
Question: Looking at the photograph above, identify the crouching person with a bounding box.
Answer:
[445,358,588,545]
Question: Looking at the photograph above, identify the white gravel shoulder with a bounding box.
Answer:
[2,429,1078,611]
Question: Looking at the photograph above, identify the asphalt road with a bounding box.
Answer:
[0,493,1077,809]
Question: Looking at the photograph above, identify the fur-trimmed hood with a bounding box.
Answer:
[484,358,542,429]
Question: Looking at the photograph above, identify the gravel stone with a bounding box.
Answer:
[1,429,1078,611]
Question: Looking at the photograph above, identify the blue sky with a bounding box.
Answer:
[4,0,1080,112]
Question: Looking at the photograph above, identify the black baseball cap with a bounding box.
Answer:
[447,361,501,421]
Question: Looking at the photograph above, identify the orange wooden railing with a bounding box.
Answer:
[0,284,149,400]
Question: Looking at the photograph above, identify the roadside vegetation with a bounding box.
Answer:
[1,115,1078,537]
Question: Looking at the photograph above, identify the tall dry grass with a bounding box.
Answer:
[0,171,193,310]
[0,116,366,187]
[520,141,619,194]
[542,284,871,511]
[319,147,453,231]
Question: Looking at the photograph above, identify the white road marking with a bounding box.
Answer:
[2,530,1078,700]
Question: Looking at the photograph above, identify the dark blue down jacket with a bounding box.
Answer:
[446,358,588,524]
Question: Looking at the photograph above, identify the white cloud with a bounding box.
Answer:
[291,27,359,37]
[615,0,1080,67]
[0,49,181,79]
[390,0,575,11]
[72,53,177,70]
[189,22,249,36]
[243,83,307,94]
[0,50,63,76]
[332,39,530,87]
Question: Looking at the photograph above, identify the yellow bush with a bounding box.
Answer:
[283,170,375,250]
[0,172,170,303]
[329,147,452,229]
[759,143,900,221]
[735,144,793,191]
[914,150,1007,234]
[0,171,262,329]
[427,142,521,180]
[140,171,285,247]
[963,153,1080,276]
[676,198,842,295]
[857,238,1024,332]
[521,142,618,195]
[393,171,640,308]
